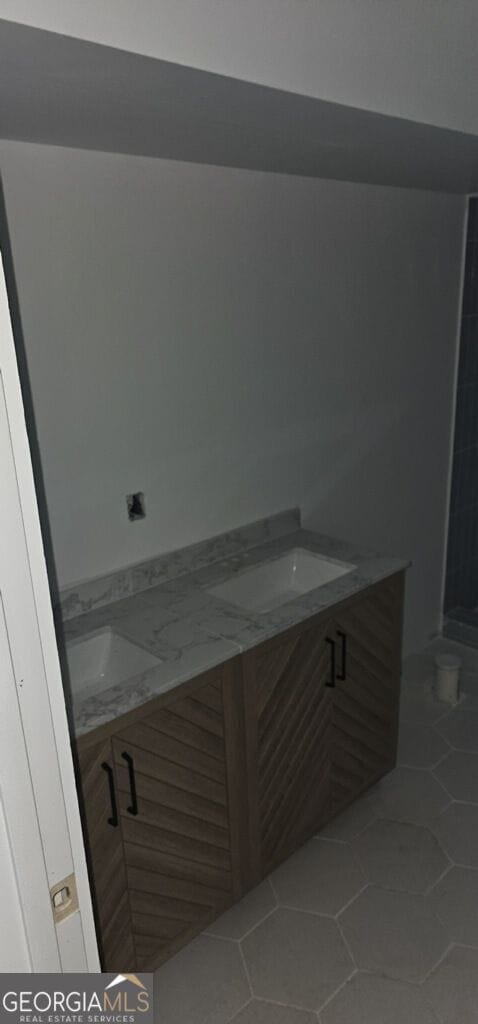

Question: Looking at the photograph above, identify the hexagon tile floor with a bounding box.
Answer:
[156,637,478,1024]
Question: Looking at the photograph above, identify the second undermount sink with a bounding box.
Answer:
[206,547,356,614]
[66,627,162,701]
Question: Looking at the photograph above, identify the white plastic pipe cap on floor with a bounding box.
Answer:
[435,652,461,705]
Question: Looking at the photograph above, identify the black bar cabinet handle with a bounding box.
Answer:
[325,637,336,688]
[101,762,118,828]
[336,630,347,681]
[121,751,139,816]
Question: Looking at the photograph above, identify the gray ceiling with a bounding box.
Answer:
[1,18,478,193]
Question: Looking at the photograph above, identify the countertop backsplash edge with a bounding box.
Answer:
[59,507,301,621]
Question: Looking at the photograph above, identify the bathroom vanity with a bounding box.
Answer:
[64,511,407,972]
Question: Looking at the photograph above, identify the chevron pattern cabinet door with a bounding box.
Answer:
[77,737,135,971]
[76,575,405,970]
[243,617,334,879]
[330,574,404,816]
[111,667,241,970]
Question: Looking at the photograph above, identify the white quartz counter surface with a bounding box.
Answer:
[64,526,409,737]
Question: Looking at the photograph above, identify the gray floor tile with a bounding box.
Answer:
[460,673,478,702]
[319,971,439,1024]
[319,793,377,841]
[398,722,449,767]
[352,819,449,893]
[399,694,445,726]
[399,674,445,726]
[242,907,353,1011]
[434,750,478,801]
[429,866,478,946]
[436,707,478,751]
[401,651,435,687]
[155,934,250,1024]
[431,802,478,865]
[371,767,449,824]
[422,946,478,1024]
[459,689,478,711]
[339,886,449,981]
[271,838,365,916]
[206,882,277,940]
[230,999,318,1023]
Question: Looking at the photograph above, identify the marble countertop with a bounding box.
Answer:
[64,522,409,737]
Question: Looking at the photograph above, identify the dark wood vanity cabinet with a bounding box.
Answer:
[242,573,403,882]
[75,572,404,971]
[241,614,334,878]
[329,573,403,816]
[76,662,247,971]
[77,737,135,970]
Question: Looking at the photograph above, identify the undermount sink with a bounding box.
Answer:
[66,627,162,700]
[206,547,356,614]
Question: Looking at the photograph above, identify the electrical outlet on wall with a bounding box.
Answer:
[127,492,146,521]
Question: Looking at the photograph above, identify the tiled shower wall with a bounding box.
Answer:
[445,197,478,613]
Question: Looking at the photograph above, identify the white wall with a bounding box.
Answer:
[1,1,478,134]
[0,141,465,652]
